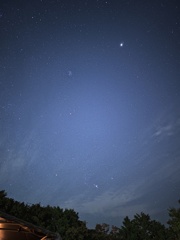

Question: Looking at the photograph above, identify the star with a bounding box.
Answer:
[1,0,179,230]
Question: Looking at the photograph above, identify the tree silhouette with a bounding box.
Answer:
[118,213,168,240]
[0,189,180,240]
[168,200,180,239]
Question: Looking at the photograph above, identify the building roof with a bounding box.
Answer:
[0,211,61,240]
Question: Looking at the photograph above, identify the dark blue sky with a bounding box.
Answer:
[0,0,180,228]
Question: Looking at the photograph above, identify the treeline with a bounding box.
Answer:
[0,190,180,240]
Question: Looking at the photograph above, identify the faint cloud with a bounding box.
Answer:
[153,159,180,183]
[62,153,180,221]
[0,130,40,180]
[63,180,146,218]
[153,124,173,137]
[152,113,180,141]
[68,70,72,76]
[110,203,158,219]
[0,149,25,176]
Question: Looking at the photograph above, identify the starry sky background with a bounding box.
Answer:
[0,0,180,228]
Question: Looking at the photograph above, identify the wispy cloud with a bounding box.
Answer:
[62,180,150,218]
[151,108,180,140]
[153,124,173,137]
[0,130,40,180]
[61,150,180,222]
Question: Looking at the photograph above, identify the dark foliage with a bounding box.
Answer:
[0,190,179,240]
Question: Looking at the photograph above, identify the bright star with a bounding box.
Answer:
[120,42,124,47]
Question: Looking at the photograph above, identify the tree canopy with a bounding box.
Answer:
[0,190,179,240]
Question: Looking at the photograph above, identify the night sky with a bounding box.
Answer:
[0,0,180,228]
